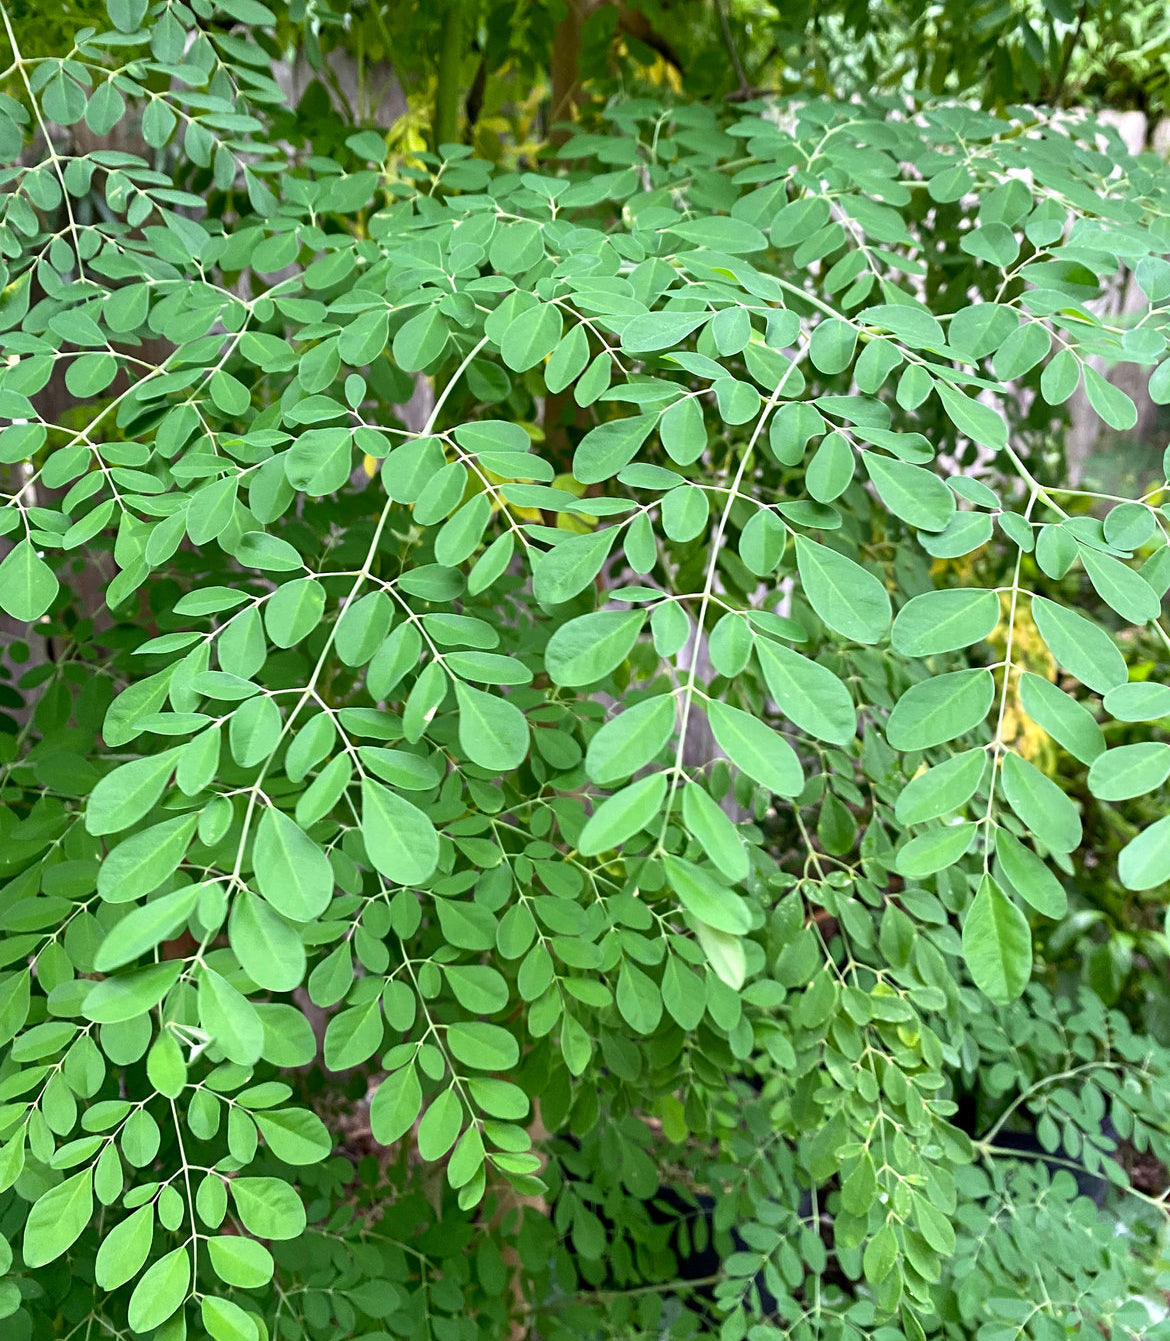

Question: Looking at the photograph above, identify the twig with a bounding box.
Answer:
[714,0,749,97]
[1051,0,1088,108]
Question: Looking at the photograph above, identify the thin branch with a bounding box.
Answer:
[714,0,749,96]
[1051,0,1088,108]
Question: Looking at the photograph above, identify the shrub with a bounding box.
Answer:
[2,7,1170,1340]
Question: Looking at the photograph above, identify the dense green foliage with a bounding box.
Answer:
[3,3,1170,1340]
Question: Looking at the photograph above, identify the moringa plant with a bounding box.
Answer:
[2,5,1170,1340]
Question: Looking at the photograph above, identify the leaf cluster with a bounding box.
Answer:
[1,4,1170,1340]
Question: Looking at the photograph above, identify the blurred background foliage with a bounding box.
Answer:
[11,0,1170,139]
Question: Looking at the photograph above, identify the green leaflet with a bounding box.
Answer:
[0,539,58,621]
[659,395,707,465]
[680,780,749,882]
[382,436,445,505]
[663,853,751,935]
[417,1086,463,1160]
[886,669,995,752]
[296,753,353,827]
[1079,546,1160,625]
[86,748,182,836]
[96,813,198,903]
[772,195,830,247]
[445,965,509,1015]
[338,308,389,367]
[947,302,1017,360]
[573,414,657,485]
[999,751,1081,854]
[0,971,29,1051]
[393,306,448,372]
[894,822,977,878]
[229,889,307,992]
[453,682,529,770]
[994,320,1051,380]
[585,695,676,785]
[325,998,385,1070]
[769,400,823,465]
[862,453,955,532]
[860,302,944,350]
[962,875,1032,1005]
[127,1245,190,1333]
[230,1177,307,1240]
[578,773,668,856]
[649,603,692,659]
[370,1066,425,1147]
[22,1168,93,1267]
[230,693,282,768]
[738,509,787,574]
[1103,502,1156,550]
[447,1021,520,1070]
[1119,814,1170,891]
[711,306,751,356]
[616,961,662,1035]
[199,967,263,1066]
[1030,595,1128,694]
[254,1108,332,1164]
[545,609,645,687]
[808,317,857,374]
[435,493,492,567]
[806,432,853,502]
[203,1296,264,1341]
[1083,364,1138,431]
[920,511,994,559]
[500,303,562,372]
[1152,358,1170,405]
[1087,742,1170,802]
[207,1233,273,1287]
[936,382,1006,449]
[894,749,986,825]
[994,830,1067,919]
[891,588,1000,657]
[360,778,440,885]
[336,591,393,667]
[755,639,857,745]
[1017,672,1105,765]
[705,699,804,799]
[545,323,590,393]
[368,623,423,700]
[147,1031,186,1098]
[359,747,442,790]
[94,1204,154,1290]
[669,216,767,252]
[661,484,710,542]
[448,1126,487,1190]
[1103,681,1170,722]
[692,920,746,991]
[94,885,201,972]
[532,528,616,605]
[794,536,891,645]
[82,961,183,1025]
[621,311,711,354]
[253,806,334,920]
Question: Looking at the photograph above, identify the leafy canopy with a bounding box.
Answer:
[2,4,1170,1341]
